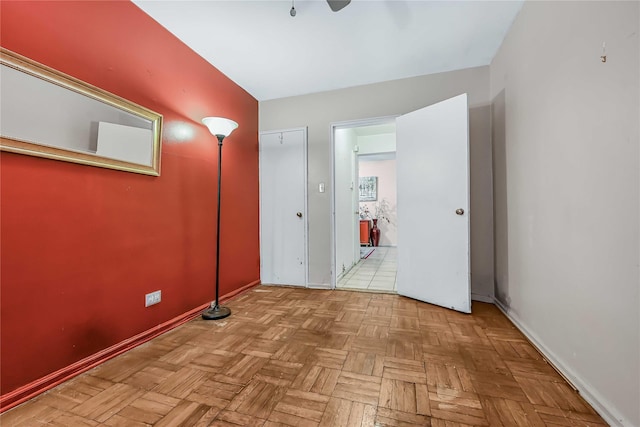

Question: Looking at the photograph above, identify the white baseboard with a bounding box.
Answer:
[307,282,331,289]
[493,298,629,427]
[471,293,494,303]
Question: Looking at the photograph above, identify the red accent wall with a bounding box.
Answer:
[0,1,259,397]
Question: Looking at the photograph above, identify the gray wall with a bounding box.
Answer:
[260,66,495,299]
[490,1,639,425]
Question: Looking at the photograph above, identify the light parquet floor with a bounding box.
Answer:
[1,287,607,426]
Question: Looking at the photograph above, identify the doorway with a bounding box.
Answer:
[331,118,398,292]
[330,94,472,313]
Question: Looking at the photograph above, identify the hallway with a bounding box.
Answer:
[337,246,397,292]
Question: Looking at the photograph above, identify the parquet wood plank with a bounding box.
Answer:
[331,371,382,405]
[469,370,528,401]
[330,321,363,336]
[379,378,417,413]
[449,322,493,348]
[210,409,267,426]
[0,288,607,427]
[89,354,150,384]
[50,412,101,426]
[534,405,608,426]
[430,419,475,427]
[335,310,366,324]
[273,342,317,364]
[152,401,212,427]
[268,389,329,425]
[480,396,546,426]
[506,358,564,382]
[291,365,340,395]
[426,362,476,394]
[390,316,420,331]
[102,413,149,426]
[189,350,237,373]
[70,383,145,422]
[357,323,390,338]
[514,376,596,413]
[348,401,377,426]
[386,338,423,360]
[382,357,426,384]
[241,338,287,358]
[31,383,97,412]
[252,359,304,387]
[415,383,431,416]
[158,343,206,365]
[222,354,269,383]
[307,347,348,370]
[260,325,297,341]
[122,361,180,390]
[489,336,543,361]
[375,407,431,426]
[111,391,179,424]
[460,347,510,375]
[318,397,352,427]
[2,404,65,427]
[227,380,286,419]
[343,351,379,376]
[428,387,488,426]
[348,336,388,355]
[186,378,242,408]
[364,305,394,320]
[151,366,209,399]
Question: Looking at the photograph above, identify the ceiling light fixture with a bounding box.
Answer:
[290,0,296,17]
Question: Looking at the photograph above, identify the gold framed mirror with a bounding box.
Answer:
[0,48,162,176]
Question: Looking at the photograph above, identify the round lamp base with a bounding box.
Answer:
[202,305,231,320]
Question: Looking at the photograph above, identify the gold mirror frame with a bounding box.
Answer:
[0,48,162,176]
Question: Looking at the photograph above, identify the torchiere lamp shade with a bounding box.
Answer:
[202,117,238,138]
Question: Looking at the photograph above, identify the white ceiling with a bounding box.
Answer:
[133,0,523,101]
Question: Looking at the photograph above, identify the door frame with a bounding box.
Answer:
[329,116,398,289]
[259,127,309,287]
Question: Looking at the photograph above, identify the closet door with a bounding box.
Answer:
[259,129,308,286]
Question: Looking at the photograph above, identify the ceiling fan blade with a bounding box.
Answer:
[326,0,351,12]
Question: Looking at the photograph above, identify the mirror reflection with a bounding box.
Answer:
[0,48,162,175]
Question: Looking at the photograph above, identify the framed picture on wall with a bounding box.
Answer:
[359,176,377,201]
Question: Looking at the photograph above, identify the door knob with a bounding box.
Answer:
[456,208,464,215]
[296,212,303,218]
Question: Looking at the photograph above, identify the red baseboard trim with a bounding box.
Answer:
[219,279,260,303]
[0,280,261,413]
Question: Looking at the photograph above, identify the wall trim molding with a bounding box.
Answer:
[471,293,494,303]
[307,283,331,289]
[493,298,628,427]
[0,279,260,413]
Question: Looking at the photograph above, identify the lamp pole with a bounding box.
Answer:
[201,117,238,320]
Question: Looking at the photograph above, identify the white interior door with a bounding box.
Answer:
[396,93,471,313]
[259,129,307,286]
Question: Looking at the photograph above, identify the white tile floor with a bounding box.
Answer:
[337,246,397,292]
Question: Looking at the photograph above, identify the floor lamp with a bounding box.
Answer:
[201,116,238,320]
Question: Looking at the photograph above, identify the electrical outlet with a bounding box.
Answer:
[145,290,161,307]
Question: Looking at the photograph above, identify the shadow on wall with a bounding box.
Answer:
[491,89,511,307]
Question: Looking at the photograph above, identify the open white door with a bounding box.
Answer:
[259,129,308,286]
[396,93,470,313]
